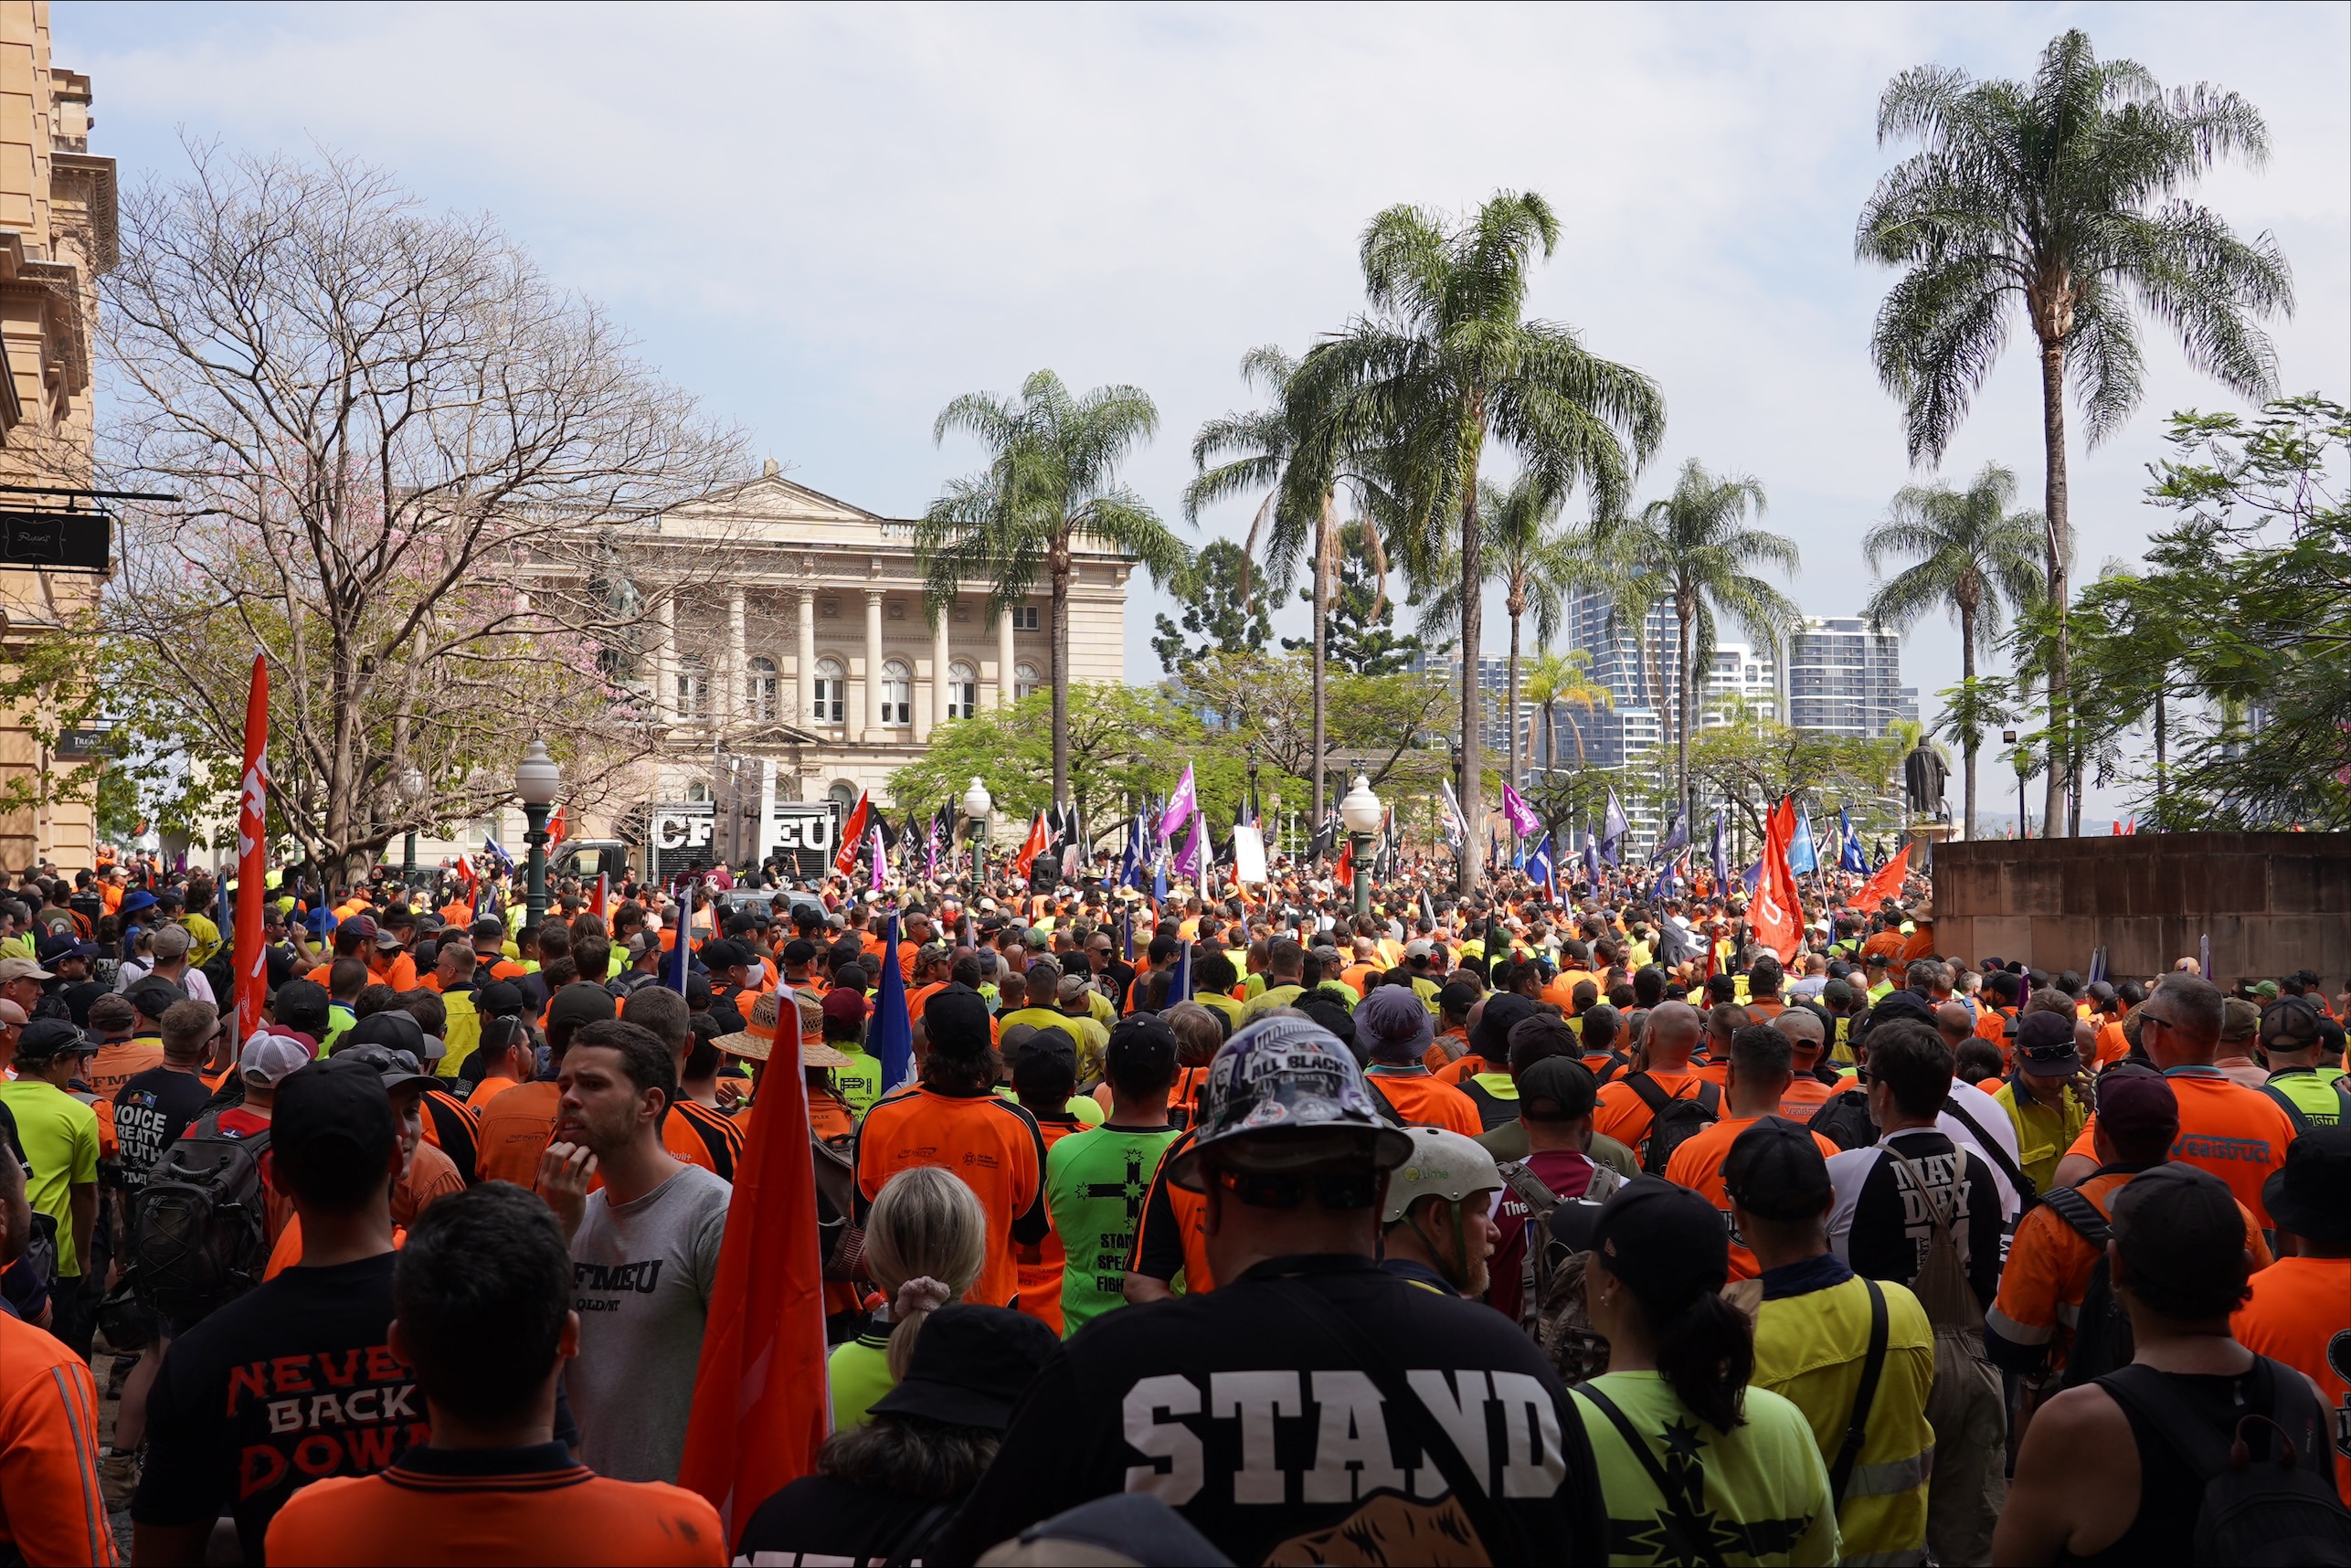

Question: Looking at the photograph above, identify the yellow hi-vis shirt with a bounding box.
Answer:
[1751,1272,1934,1565]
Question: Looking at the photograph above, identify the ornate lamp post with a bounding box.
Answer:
[963,777,992,884]
[1339,773,1382,917]
[514,739,561,930]
[399,766,426,882]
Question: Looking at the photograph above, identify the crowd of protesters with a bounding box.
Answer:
[0,834,2345,1566]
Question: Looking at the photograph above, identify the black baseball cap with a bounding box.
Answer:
[2262,1126,2351,1245]
[2260,996,2325,1052]
[1471,993,1538,1061]
[925,983,992,1058]
[475,980,525,1018]
[470,916,506,941]
[2112,1161,2245,1299]
[1516,1055,1597,1123]
[1106,1012,1177,1083]
[2015,1010,2081,1078]
[1723,1118,1834,1222]
[867,1304,1058,1431]
[1549,1175,1729,1311]
[273,1055,399,1192]
[126,980,184,1022]
[12,1017,95,1066]
[547,983,618,1033]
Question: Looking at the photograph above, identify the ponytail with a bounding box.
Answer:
[862,1167,987,1380]
[1651,1289,1753,1434]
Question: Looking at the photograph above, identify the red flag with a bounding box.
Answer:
[831,790,871,874]
[1334,834,1353,889]
[1750,797,1803,961]
[1854,843,1912,909]
[675,1043,830,1537]
[233,654,269,1044]
[1011,810,1049,879]
[589,872,609,919]
[547,804,568,846]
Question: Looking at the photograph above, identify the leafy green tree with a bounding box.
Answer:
[1296,191,1666,892]
[1608,461,1800,832]
[1861,463,2049,839]
[1523,649,1611,769]
[918,370,1191,808]
[1684,716,1906,843]
[1152,539,1277,676]
[1285,522,1424,677]
[1859,27,2293,836]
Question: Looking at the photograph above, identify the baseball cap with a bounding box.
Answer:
[0,957,53,984]
[11,1017,93,1067]
[547,983,618,1033]
[475,980,525,1018]
[1105,1012,1177,1085]
[924,984,991,1057]
[1515,1054,1597,1123]
[336,915,377,945]
[373,927,404,949]
[2092,1066,2180,1153]
[2262,1126,2351,1246]
[1354,984,1434,1059]
[703,939,749,971]
[35,934,96,965]
[471,916,506,941]
[1548,1175,1730,1311]
[821,984,870,1031]
[868,1304,1059,1432]
[239,1031,315,1086]
[273,1055,398,1188]
[2260,996,2325,1052]
[1722,1118,1834,1222]
[2015,1009,2081,1078]
[1404,938,1435,961]
[1167,1014,1414,1191]
[2111,1161,2247,1301]
[1470,993,1538,1062]
[2220,997,2261,1045]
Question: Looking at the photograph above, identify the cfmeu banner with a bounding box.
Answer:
[234,654,269,1044]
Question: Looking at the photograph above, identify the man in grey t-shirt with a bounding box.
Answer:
[539,1017,732,1483]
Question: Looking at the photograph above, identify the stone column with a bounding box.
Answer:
[653,594,676,721]
[926,609,951,740]
[796,588,817,727]
[996,607,1016,709]
[863,588,885,740]
[726,586,747,723]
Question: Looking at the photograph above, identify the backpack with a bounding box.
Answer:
[1884,1147,2001,1467]
[1807,1087,1878,1151]
[2102,1359,2351,1565]
[1499,1157,1626,1383]
[2040,1185,2134,1388]
[1626,1073,1720,1175]
[123,1112,273,1326]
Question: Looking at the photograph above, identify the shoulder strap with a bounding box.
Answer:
[1626,1073,1669,1114]
[1828,1278,1890,1507]
[1943,1094,2036,1205]
[1578,1384,1728,1568]
[2261,1083,2315,1138]
[1498,1160,1559,1216]
[2099,1362,2237,1480]
[1270,1277,1530,1563]
[1884,1148,1955,1239]
[1694,1081,1721,1115]
[1584,1163,1626,1203]
[2039,1184,2111,1245]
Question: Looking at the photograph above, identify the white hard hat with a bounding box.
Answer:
[1381,1126,1503,1224]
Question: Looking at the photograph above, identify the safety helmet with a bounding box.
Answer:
[1380,1126,1504,1224]
[1166,1013,1414,1192]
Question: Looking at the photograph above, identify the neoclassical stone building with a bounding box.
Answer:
[610,463,1130,825]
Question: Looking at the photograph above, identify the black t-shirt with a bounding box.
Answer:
[1832,1129,2006,1308]
[113,1065,214,1195]
[132,1254,426,1560]
[930,1253,1608,1568]
[735,1472,948,1566]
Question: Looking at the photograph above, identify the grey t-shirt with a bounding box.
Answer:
[566,1161,730,1482]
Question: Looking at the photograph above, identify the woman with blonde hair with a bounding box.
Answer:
[829,1166,987,1428]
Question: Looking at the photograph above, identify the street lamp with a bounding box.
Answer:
[962,777,991,883]
[514,738,561,930]
[1339,773,1382,916]
[2002,728,2027,839]
[399,766,426,882]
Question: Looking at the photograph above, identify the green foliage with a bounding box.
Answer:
[1683,715,1907,842]
[1284,523,1425,676]
[1152,539,1277,677]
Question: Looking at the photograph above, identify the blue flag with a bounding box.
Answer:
[1788,807,1817,876]
[871,913,915,1090]
[1710,811,1730,890]
[1652,807,1688,863]
[1121,906,1134,963]
[1743,858,1763,894]
[1117,812,1146,892]
[662,880,694,996]
[1655,856,1679,899]
[1838,809,1870,874]
[1524,832,1555,894]
[1583,825,1604,888]
[1167,940,1192,1006]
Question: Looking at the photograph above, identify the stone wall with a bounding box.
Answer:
[1930,832,2351,988]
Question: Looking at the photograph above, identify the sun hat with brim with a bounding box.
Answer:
[712,988,831,1063]
[867,1304,1059,1433]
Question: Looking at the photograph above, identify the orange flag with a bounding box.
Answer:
[1854,843,1912,909]
[1011,810,1049,879]
[676,1045,830,1540]
[1750,798,1804,961]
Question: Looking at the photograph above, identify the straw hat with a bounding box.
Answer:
[713,987,843,1066]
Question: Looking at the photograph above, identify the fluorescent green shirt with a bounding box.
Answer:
[833,1044,884,1118]
[0,1081,100,1277]
[827,1330,895,1430]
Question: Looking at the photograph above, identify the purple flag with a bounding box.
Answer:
[1160,763,1197,844]
[868,825,886,890]
[1500,781,1540,838]
[1173,810,1202,882]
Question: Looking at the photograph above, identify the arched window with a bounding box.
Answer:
[881,660,913,726]
[675,654,707,718]
[746,656,779,722]
[827,779,859,810]
[1014,662,1040,701]
[948,661,978,721]
[812,658,844,724]
[684,779,712,803]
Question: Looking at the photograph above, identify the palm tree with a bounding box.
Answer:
[918,370,1190,807]
[1417,472,1600,800]
[1612,460,1801,830]
[1297,192,1665,892]
[1859,27,2292,836]
[1523,648,1612,769]
[1861,463,2050,841]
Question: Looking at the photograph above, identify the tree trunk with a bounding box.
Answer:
[1506,602,1523,821]
[1050,531,1072,809]
[2039,336,2072,837]
[1675,588,1695,835]
[1457,472,1485,895]
[1960,604,1978,842]
[1311,492,1332,832]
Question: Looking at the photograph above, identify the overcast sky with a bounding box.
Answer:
[62,2,2349,820]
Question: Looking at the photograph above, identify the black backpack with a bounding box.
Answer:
[2040,1186,2134,1388]
[2101,1359,2351,1564]
[124,1112,273,1326]
[1626,1073,1721,1175]
[1808,1087,1880,1152]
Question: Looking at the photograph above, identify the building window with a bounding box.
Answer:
[1014,662,1040,702]
[812,658,845,723]
[948,661,979,720]
[881,660,913,726]
[746,656,779,722]
[684,779,712,803]
[828,779,860,811]
[675,655,707,718]
[1012,606,1039,632]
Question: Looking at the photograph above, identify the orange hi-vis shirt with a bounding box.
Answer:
[1663,1114,1843,1280]
[1975,1006,2019,1063]
[2061,1068,2298,1228]
[1542,970,1596,1012]
[1990,1165,2272,1376]
[474,1082,562,1186]
[1594,1067,1710,1163]
[2234,1255,2351,1506]
[466,1074,524,1110]
[1434,1053,1500,1086]
[853,1084,1047,1310]
[662,1101,745,1182]
[262,1441,725,1566]
[0,1309,114,1566]
[1361,1066,1481,1138]
[2093,1019,2129,1068]
[1128,1127,1213,1294]
[1775,1075,1834,1124]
